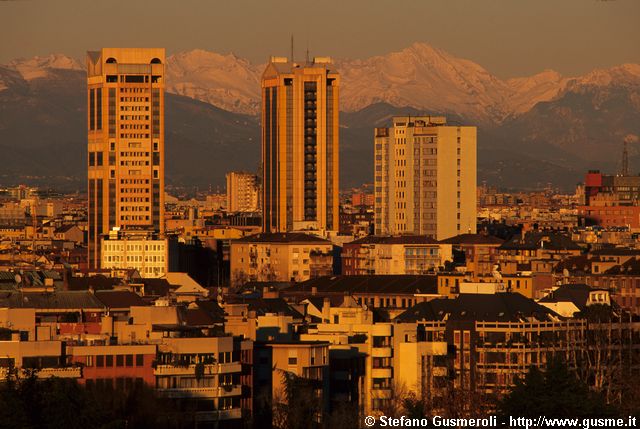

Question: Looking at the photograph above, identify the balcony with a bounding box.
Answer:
[371,367,393,378]
[195,408,242,422]
[156,384,240,400]
[38,367,83,378]
[0,367,82,379]
[371,324,392,337]
[371,388,392,399]
[217,384,242,397]
[157,387,218,399]
[154,362,241,376]
[371,347,393,358]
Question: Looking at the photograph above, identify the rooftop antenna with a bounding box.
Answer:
[622,140,629,176]
[306,39,310,64]
[290,34,294,63]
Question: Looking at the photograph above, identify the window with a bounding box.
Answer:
[116,355,124,367]
[106,355,114,367]
[288,357,298,365]
[125,355,133,367]
[86,356,94,367]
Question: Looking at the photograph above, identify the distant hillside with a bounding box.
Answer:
[0,46,639,191]
[0,66,260,191]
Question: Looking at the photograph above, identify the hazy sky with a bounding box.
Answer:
[1,0,638,78]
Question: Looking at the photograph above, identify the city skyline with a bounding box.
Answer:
[1,1,640,427]
[1,0,638,79]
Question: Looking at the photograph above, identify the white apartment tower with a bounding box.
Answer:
[374,116,476,240]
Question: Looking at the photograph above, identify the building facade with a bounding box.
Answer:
[100,228,168,278]
[87,48,165,269]
[226,171,260,213]
[261,56,339,233]
[341,235,452,275]
[374,116,476,240]
[230,232,333,285]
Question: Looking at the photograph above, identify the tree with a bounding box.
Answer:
[272,371,323,429]
[0,368,194,429]
[498,358,617,420]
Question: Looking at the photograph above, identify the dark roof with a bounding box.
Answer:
[289,275,439,295]
[604,258,640,275]
[224,297,304,319]
[590,248,640,257]
[141,278,172,296]
[234,232,330,244]
[94,290,147,309]
[195,300,226,323]
[241,281,295,292]
[54,225,78,234]
[347,235,439,245]
[396,293,560,323]
[184,308,221,327]
[499,232,582,251]
[67,275,120,291]
[0,291,105,309]
[439,233,504,245]
[553,255,593,275]
[303,295,347,310]
[538,284,606,310]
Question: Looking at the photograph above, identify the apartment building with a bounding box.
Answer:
[374,116,476,239]
[230,232,333,285]
[341,235,452,275]
[226,171,260,213]
[100,227,167,278]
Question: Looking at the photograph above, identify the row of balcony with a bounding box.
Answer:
[194,408,242,422]
[156,384,242,399]
[154,362,242,376]
[0,366,82,379]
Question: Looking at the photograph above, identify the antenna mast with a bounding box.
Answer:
[290,35,294,63]
[622,140,629,176]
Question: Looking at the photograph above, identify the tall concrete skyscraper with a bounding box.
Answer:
[374,116,476,240]
[261,56,339,233]
[87,48,165,269]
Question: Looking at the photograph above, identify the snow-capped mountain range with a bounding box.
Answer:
[2,43,638,123]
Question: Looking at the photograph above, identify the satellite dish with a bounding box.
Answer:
[14,274,22,284]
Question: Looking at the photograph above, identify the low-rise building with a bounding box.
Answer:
[101,228,168,278]
[230,233,333,286]
[341,235,451,275]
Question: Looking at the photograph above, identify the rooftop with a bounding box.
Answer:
[396,293,560,323]
[233,232,330,244]
[287,275,439,295]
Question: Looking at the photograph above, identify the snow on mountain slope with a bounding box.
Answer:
[2,45,638,124]
[166,49,262,115]
[337,43,511,122]
[6,54,83,80]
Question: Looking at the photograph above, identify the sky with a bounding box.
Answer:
[0,0,638,79]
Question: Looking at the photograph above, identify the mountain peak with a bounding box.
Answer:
[5,53,82,80]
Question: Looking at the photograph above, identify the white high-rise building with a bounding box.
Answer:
[374,116,476,240]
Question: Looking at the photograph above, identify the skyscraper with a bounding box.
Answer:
[261,56,339,233]
[87,48,165,269]
[374,116,476,240]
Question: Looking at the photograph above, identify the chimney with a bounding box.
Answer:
[322,298,331,322]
